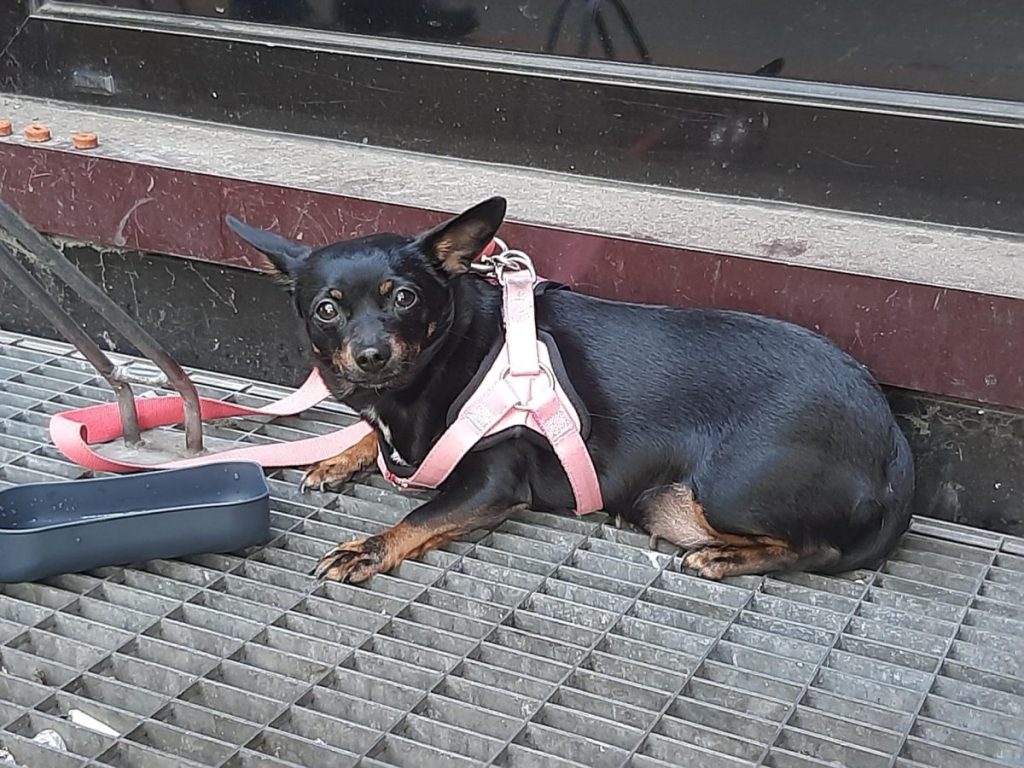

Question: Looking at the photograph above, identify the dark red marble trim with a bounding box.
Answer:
[1,143,1021,409]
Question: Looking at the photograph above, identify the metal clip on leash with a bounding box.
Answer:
[470,237,538,285]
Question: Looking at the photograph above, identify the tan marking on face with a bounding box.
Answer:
[379,280,393,296]
[388,337,421,368]
[426,322,437,337]
[263,257,295,287]
[434,239,471,275]
[329,288,343,301]
[331,346,356,373]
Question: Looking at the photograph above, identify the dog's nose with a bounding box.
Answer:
[354,346,390,373]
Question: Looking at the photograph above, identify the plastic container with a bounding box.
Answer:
[0,462,271,583]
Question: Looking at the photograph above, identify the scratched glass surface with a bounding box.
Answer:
[70,0,1024,101]
[13,2,1021,232]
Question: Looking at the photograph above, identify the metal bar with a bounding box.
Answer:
[880,542,1001,768]
[111,364,169,388]
[749,569,882,765]
[0,196,204,454]
[32,2,1024,126]
[0,242,143,446]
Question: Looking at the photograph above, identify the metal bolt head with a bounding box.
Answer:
[24,123,51,142]
[72,132,99,150]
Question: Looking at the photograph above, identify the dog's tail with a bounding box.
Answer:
[829,424,915,573]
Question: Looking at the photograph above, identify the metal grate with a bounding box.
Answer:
[1,329,1022,768]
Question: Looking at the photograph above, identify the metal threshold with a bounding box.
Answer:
[0,331,1022,768]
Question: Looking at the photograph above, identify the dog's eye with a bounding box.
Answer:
[393,288,417,309]
[313,299,340,323]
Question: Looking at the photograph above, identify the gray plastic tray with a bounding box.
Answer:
[0,462,270,583]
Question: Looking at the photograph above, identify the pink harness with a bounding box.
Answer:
[48,243,604,515]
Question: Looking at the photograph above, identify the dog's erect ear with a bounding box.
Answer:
[225,215,312,283]
[418,197,507,275]
[754,57,785,77]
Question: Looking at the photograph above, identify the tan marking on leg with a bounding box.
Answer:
[642,484,786,550]
[316,504,527,582]
[644,485,716,549]
[683,543,800,580]
[301,430,378,492]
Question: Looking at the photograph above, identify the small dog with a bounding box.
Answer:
[227,198,913,582]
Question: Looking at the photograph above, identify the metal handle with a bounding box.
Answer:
[0,196,205,455]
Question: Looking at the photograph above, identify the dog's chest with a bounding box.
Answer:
[362,407,410,467]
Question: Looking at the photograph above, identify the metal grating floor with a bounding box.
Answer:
[1,329,1023,768]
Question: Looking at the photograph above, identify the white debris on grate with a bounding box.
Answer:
[1,331,1022,768]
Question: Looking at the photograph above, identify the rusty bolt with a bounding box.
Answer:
[24,124,51,142]
[72,132,99,150]
[0,120,12,137]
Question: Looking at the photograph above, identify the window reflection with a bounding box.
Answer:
[72,1,1024,101]
[233,0,480,40]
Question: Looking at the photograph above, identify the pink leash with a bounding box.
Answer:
[49,369,372,474]
[49,242,604,513]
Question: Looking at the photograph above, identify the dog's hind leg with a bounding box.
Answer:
[682,543,840,580]
[639,483,748,551]
[637,484,839,579]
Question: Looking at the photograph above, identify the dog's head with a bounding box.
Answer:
[227,197,506,391]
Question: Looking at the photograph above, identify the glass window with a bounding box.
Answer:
[3,1,1022,233]
[68,0,1024,101]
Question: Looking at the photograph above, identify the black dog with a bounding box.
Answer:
[227,198,913,582]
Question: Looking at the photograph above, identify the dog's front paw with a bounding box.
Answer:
[314,536,389,583]
[300,458,359,493]
[300,431,379,493]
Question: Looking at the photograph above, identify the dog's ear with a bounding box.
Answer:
[418,197,507,275]
[754,57,785,77]
[226,215,312,284]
